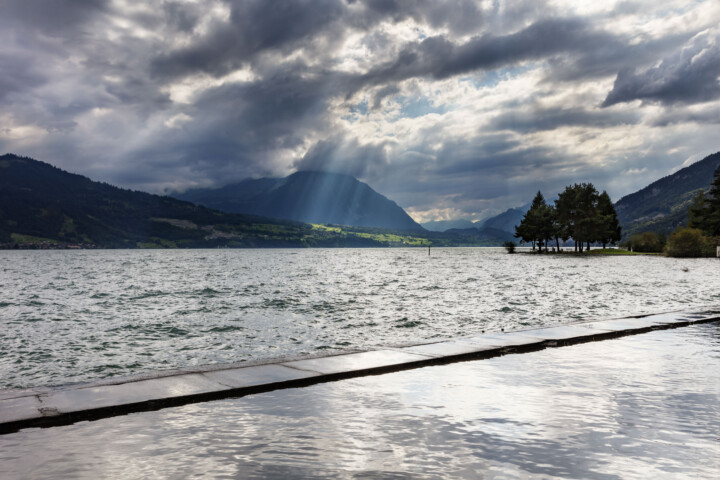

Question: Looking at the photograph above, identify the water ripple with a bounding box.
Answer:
[0,248,719,388]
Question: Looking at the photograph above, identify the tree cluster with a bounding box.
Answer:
[514,183,621,252]
[664,228,716,257]
[662,166,720,258]
[688,167,720,237]
[623,231,666,253]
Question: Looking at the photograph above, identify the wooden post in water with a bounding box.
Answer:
[428,245,431,256]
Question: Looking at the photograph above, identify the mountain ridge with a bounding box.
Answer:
[2,154,488,248]
[0,153,304,247]
[421,219,477,231]
[615,152,720,238]
[174,171,424,232]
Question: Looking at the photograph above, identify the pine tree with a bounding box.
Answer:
[689,168,720,237]
[596,191,622,248]
[515,191,553,251]
[571,183,600,251]
[555,185,579,250]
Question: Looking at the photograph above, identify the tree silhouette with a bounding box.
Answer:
[688,167,720,237]
[515,191,555,252]
[597,191,622,248]
[520,183,621,252]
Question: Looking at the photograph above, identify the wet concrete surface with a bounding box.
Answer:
[1,309,718,434]
[2,321,719,479]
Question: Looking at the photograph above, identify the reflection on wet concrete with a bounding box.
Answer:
[1,324,718,479]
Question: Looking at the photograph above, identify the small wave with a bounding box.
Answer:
[310,301,337,312]
[140,325,190,337]
[205,325,245,333]
[130,290,170,300]
[342,321,378,329]
[197,287,222,296]
[174,307,213,315]
[90,364,125,374]
[262,297,299,309]
[394,317,423,328]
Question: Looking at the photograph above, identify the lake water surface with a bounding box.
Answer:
[1,248,718,388]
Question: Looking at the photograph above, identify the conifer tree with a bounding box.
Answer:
[689,168,720,237]
[596,191,622,248]
[555,185,579,250]
[515,191,554,252]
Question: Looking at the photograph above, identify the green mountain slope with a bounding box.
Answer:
[0,154,419,248]
[0,154,315,247]
[174,171,424,232]
[1,154,501,248]
[615,152,720,238]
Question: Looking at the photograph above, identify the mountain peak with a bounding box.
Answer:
[175,171,424,231]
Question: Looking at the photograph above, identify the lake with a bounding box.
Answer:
[1,248,718,389]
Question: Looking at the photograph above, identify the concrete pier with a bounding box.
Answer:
[1,309,718,435]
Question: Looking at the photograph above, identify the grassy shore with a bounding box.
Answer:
[517,248,662,256]
[584,248,662,256]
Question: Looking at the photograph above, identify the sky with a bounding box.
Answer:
[1,0,719,222]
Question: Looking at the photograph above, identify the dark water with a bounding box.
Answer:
[1,248,718,388]
[1,324,718,479]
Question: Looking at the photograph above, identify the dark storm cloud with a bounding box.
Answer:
[371,135,593,215]
[127,64,353,187]
[652,106,720,127]
[433,135,574,179]
[356,0,544,36]
[0,0,109,33]
[492,107,640,133]
[0,54,46,101]
[162,1,204,32]
[544,31,694,84]
[356,18,613,88]
[151,0,350,79]
[602,29,720,107]
[2,0,719,219]
[372,85,401,109]
[358,0,484,34]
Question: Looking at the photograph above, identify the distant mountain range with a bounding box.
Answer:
[421,151,720,241]
[479,205,530,235]
[4,150,717,248]
[421,219,477,231]
[614,151,720,238]
[441,226,516,243]
[174,171,424,232]
[0,154,506,248]
[0,154,302,248]
[0,154,432,248]
[421,203,531,240]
